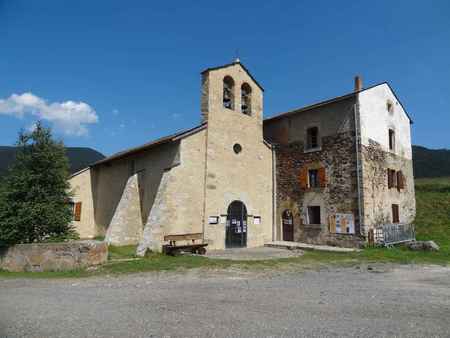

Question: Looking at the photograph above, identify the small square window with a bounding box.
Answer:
[387,100,394,114]
[307,206,321,225]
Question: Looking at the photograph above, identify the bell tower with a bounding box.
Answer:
[200,60,264,124]
[200,60,273,250]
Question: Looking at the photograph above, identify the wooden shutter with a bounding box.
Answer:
[328,215,336,233]
[74,202,82,221]
[318,167,326,187]
[299,167,308,189]
[397,171,404,190]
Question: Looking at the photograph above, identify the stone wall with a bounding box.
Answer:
[265,96,364,247]
[69,168,98,238]
[273,131,363,247]
[0,241,107,272]
[137,129,207,254]
[69,139,181,243]
[361,140,416,232]
[105,174,143,245]
[91,141,180,236]
[357,83,415,233]
[201,62,273,250]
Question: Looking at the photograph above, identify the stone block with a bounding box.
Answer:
[0,240,108,272]
[406,240,440,252]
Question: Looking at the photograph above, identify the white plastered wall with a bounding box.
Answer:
[359,83,412,159]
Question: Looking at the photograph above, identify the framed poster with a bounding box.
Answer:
[333,214,355,234]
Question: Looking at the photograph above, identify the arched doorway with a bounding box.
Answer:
[282,209,294,241]
[226,201,247,248]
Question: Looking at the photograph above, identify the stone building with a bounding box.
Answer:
[69,61,415,253]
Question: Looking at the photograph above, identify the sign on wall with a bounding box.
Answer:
[253,216,261,225]
[208,216,219,224]
[329,214,355,234]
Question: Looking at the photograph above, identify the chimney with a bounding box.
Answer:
[354,75,363,92]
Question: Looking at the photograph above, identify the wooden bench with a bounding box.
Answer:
[162,233,208,256]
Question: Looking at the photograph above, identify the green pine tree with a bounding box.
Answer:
[0,122,77,246]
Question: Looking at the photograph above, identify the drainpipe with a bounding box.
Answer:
[201,124,209,243]
[272,144,277,241]
[354,101,364,237]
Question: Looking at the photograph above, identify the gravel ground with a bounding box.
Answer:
[205,247,304,260]
[0,264,449,338]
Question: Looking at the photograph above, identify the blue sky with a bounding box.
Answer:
[0,1,449,155]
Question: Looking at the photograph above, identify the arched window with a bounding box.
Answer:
[223,76,235,110]
[241,83,252,115]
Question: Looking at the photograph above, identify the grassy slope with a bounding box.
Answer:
[1,178,449,278]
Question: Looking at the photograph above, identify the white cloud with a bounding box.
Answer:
[0,92,99,136]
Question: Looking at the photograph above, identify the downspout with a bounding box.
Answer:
[201,124,209,243]
[354,100,364,237]
[272,144,277,241]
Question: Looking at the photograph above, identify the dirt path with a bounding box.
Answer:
[1,264,449,337]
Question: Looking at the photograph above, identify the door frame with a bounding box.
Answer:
[282,209,294,241]
[225,200,248,248]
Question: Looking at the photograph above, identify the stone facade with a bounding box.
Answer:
[0,241,107,272]
[265,96,364,247]
[360,141,416,231]
[358,83,415,233]
[105,173,143,245]
[69,168,97,238]
[68,62,415,251]
[137,128,207,254]
[201,63,273,250]
[273,132,363,247]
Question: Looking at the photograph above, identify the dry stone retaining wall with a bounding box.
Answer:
[0,240,107,272]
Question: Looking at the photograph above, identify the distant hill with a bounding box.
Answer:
[0,146,105,177]
[412,145,450,178]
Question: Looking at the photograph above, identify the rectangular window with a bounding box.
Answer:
[306,127,319,150]
[388,129,395,151]
[307,206,321,225]
[308,169,319,188]
[392,204,399,223]
[69,202,75,220]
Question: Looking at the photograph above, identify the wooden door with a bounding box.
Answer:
[282,210,294,241]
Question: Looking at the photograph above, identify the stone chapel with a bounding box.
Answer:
[69,60,415,254]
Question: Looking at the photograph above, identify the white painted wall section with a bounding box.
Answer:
[358,84,412,160]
